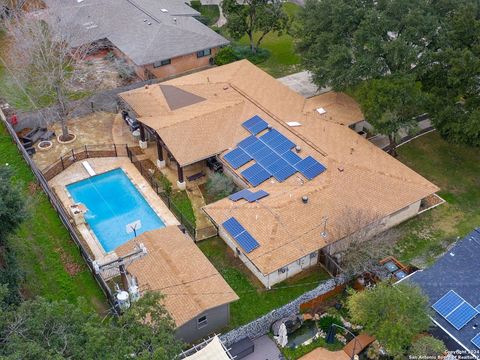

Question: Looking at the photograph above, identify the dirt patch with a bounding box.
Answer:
[28,181,40,194]
[56,247,82,276]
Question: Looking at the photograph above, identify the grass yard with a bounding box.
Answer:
[171,190,196,227]
[395,132,480,266]
[0,124,107,312]
[235,3,302,78]
[198,236,330,328]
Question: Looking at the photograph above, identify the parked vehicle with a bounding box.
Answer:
[121,110,140,132]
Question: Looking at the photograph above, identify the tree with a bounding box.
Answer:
[0,291,183,359]
[3,10,99,140]
[347,282,431,357]
[222,0,288,54]
[354,75,426,156]
[419,2,480,146]
[297,0,439,91]
[410,336,447,358]
[0,166,25,246]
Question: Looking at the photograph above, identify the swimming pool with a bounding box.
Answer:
[66,168,165,252]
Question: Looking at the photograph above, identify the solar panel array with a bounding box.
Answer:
[229,189,269,202]
[222,217,260,253]
[223,116,327,187]
[432,290,479,330]
[472,333,480,349]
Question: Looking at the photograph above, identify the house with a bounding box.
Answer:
[116,226,239,343]
[40,0,229,79]
[119,60,439,288]
[406,229,480,358]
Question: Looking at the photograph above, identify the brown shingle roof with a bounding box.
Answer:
[116,227,238,327]
[120,60,439,275]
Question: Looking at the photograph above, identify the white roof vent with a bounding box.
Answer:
[161,8,168,12]
[316,107,327,115]
[287,121,302,127]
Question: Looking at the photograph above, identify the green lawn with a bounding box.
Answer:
[198,236,330,328]
[235,3,302,78]
[394,132,480,266]
[171,190,196,227]
[0,125,107,312]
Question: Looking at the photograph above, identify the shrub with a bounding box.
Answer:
[410,336,446,358]
[318,315,343,333]
[206,173,237,201]
[214,46,239,66]
[113,58,136,81]
[233,45,270,64]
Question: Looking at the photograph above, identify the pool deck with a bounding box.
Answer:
[49,157,179,264]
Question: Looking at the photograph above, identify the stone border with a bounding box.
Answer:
[57,133,77,144]
[220,276,345,347]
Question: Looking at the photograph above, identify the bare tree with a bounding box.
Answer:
[327,207,400,279]
[3,8,99,140]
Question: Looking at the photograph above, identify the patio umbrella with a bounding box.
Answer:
[274,323,288,348]
[326,324,336,344]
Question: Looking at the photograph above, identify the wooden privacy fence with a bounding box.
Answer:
[42,144,129,181]
[0,114,117,313]
[319,249,344,277]
[300,283,346,313]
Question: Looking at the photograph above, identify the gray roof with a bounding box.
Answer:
[407,229,480,357]
[42,0,229,65]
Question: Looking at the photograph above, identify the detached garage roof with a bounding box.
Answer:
[41,0,229,65]
[116,227,238,327]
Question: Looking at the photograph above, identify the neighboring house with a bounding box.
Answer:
[116,226,238,343]
[40,0,229,79]
[119,60,439,288]
[406,229,480,358]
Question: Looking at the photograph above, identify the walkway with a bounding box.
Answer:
[277,71,330,98]
[242,336,284,360]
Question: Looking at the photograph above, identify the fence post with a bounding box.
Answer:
[114,144,117,157]
[85,145,88,158]
[71,149,75,161]
[60,156,65,170]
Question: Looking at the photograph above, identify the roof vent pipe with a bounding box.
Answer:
[267,124,273,130]
[295,145,301,153]
[302,196,308,204]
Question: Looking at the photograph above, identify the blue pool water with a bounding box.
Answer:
[66,168,165,252]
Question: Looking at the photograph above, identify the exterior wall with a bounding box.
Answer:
[175,303,230,343]
[221,162,249,189]
[218,227,319,288]
[113,47,219,80]
[218,200,422,286]
[325,200,422,255]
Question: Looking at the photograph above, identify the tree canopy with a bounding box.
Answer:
[222,0,289,54]
[298,0,480,147]
[0,166,25,245]
[0,291,183,359]
[347,282,431,357]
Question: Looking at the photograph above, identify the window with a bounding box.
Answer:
[197,315,208,328]
[153,59,171,68]
[196,48,212,58]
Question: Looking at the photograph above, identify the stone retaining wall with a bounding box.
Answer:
[220,276,345,347]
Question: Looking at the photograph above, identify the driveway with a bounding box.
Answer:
[277,71,330,98]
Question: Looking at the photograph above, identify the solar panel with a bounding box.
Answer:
[432,290,464,317]
[238,135,258,150]
[272,138,295,154]
[243,139,264,156]
[259,129,281,145]
[252,147,275,162]
[243,115,269,135]
[273,164,297,182]
[283,151,302,165]
[236,231,260,253]
[472,333,480,349]
[476,304,480,313]
[268,133,292,150]
[266,158,289,174]
[222,217,245,238]
[446,302,478,330]
[302,162,327,180]
[295,156,318,173]
[229,189,251,201]
[256,152,281,167]
[241,163,271,187]
[244,190,269,202]
[223,148,251,169]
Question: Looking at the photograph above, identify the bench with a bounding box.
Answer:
[187,171,205,182]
